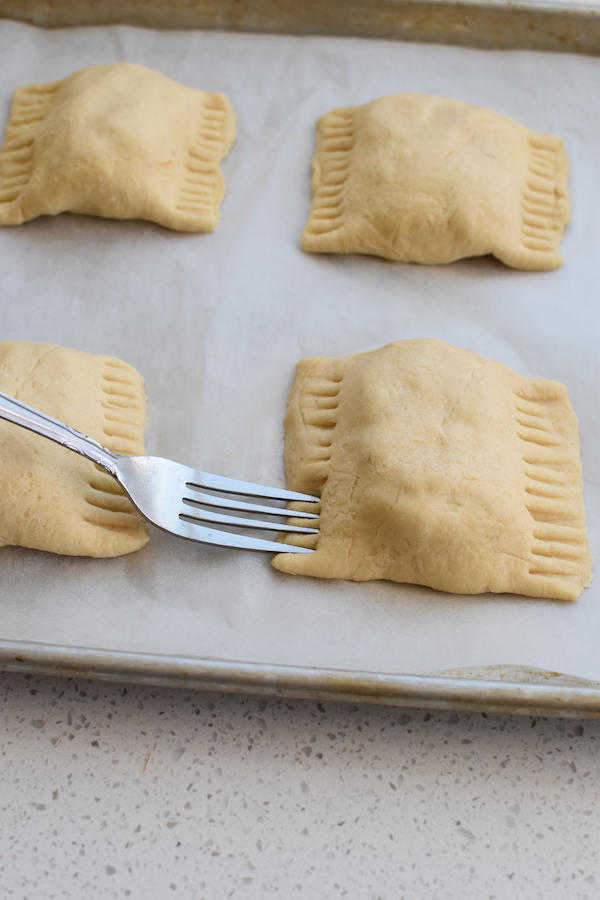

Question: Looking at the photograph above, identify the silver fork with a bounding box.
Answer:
[0,391,318,553]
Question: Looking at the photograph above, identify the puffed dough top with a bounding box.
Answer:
[302,94,569,270]
[0,63,236,232]
[274,339,591,601]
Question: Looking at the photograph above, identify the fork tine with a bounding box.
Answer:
[183,490,319,520]
[185,470,319,503]
[0,391,320,555]
[180,507,318,534]
[174,517,314,553]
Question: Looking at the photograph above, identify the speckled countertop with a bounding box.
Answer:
[1,673,598,899]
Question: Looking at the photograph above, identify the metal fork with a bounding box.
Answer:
[0,390,318,553]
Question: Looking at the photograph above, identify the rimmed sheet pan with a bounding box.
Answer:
[0,20,599,716]
[3,0,600,57]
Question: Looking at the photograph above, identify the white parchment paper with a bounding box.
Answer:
[0,20,599,680]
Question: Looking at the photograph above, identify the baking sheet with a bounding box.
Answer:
[5,0,600,57]
[0,20,599,695]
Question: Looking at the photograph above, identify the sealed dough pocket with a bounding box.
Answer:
[302,93,569,270]
[273,339,591,601]
[0,341,148,557]
[0,63,236,232]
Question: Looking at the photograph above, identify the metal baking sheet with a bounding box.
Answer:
[0,20,599,716]
[3,0,600,57]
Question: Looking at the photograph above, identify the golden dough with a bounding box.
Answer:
[302,94,569,270]
[0,63,236,232]
[273,339,591,601]
[0,341,148,557]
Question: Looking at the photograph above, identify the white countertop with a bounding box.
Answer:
[1,672,598,899]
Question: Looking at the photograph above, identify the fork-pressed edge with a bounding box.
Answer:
[0,390,319,554]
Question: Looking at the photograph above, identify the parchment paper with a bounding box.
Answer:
[0,20,599,680]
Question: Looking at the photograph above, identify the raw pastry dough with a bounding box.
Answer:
[302,94,569,270]
[0,63,236,232]
[273,339,591,601]
[0,341,148,557]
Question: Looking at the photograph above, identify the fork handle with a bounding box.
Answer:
[0,390,120,477]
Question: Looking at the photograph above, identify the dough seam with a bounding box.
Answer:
[283,369,343,551]
[174,94,233,230]
[519,135,570,260]
[299,373,341,480]
[98,359,145,452]
[302,108,354,245]
[0,81,61,209]
[81,358,147,535]
[515,388,591,596]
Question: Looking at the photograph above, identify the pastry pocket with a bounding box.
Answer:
[273,339,591,601]
[301,94,569,270]
[0,63,236,232]
[0,341,148,557]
